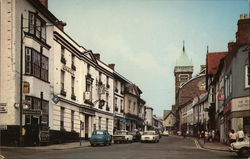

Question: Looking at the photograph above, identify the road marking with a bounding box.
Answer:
[0,154,5,159]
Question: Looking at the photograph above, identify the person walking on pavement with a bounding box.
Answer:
[211,130,215,142]
[229,129,237,144]
[237,128,245,142]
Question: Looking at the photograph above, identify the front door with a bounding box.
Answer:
[85,115,89,139]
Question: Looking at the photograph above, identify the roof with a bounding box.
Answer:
[163,110,171,119]
[163,111,175,120]
[175,44,193,67]
[207,52,228,75]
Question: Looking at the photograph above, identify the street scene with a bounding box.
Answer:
[1,136,234,159]
[0,0,250,159]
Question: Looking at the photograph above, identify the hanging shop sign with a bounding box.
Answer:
[23,81,30,93]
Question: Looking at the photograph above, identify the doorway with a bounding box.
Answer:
[85,115,89,139]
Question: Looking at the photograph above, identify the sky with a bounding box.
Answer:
[49,0,249,118]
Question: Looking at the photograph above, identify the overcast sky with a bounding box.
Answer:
[49,0,249,118]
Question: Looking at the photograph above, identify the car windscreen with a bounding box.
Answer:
[143,132,155,135]
[93,131,104,135]
[116,131,127,135]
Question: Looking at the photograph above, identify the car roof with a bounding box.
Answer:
[95,130,106,132]
[144,131,156,133]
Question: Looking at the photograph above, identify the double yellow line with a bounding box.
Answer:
[194,139,202,149]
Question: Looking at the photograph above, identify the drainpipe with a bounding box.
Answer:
[19,14,23,146]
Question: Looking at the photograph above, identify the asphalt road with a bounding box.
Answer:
[1,136,240,159]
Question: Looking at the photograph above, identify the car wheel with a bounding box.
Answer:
[91,143,94,147]
[238,147,250,158]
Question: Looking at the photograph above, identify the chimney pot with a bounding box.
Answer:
[94,53,100,60]
[56,21,66,31]
[108,64,115,70]
[39,0,48,9]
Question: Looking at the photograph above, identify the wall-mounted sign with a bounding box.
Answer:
[40,131,49,142]
[52,95,60,104]
[62,65,74,76]
[23,109,41,116]
[0,125,7,130]
[23,81,30,93]
[0,103,7,113]
[232,96,250,112]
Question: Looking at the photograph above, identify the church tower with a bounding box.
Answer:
[174,41,193,95]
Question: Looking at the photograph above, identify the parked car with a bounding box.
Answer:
[89,130,112,146]
[229,137,250,158]
[141,131,160,143]
[129,130,141,142]
[113,130,133,144]
[163,130,169,136]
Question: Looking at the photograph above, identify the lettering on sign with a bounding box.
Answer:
[23,109,42,116]
[62,65,74,76]
[232,97,250,111]
[40,131,49,142]
[0,103,7,113]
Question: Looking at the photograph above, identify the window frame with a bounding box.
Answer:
[245,65,250,88]
[28,11,47,43]
[25,47,49,82]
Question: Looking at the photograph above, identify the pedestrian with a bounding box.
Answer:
[204,130,208,142]
[236,128,244,142]
[229,129,237,144]
[211,130,215,142]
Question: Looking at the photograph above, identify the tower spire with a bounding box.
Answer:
[182,40,185,53]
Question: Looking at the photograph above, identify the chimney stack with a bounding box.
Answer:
[108,64,115,70]
[39,0,48,9]
[94,53,100,60]
[56,21,67,31]
[236,14,250,45]
[228,42,236,54]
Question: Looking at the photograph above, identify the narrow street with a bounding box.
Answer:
[1,136,236,159]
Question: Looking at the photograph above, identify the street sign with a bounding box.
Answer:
[52,95,60,104]
[0,125,7,130]
[23,109,41,116]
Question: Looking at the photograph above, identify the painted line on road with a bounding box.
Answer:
[0,154,5,159]
[194,139,202,149]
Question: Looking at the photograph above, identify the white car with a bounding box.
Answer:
[163,130,169,136]
[229,138,250,158]
[113,130,133,144]
[141,131,160,143]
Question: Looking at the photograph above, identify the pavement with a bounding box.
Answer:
[196,138,229,151]
[171,135,229,151]
[0,140,90,150]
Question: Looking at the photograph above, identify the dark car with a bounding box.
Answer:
[90,130,112,146]
[130,130,141,142]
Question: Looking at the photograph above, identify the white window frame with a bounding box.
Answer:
[246,65,250,88]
